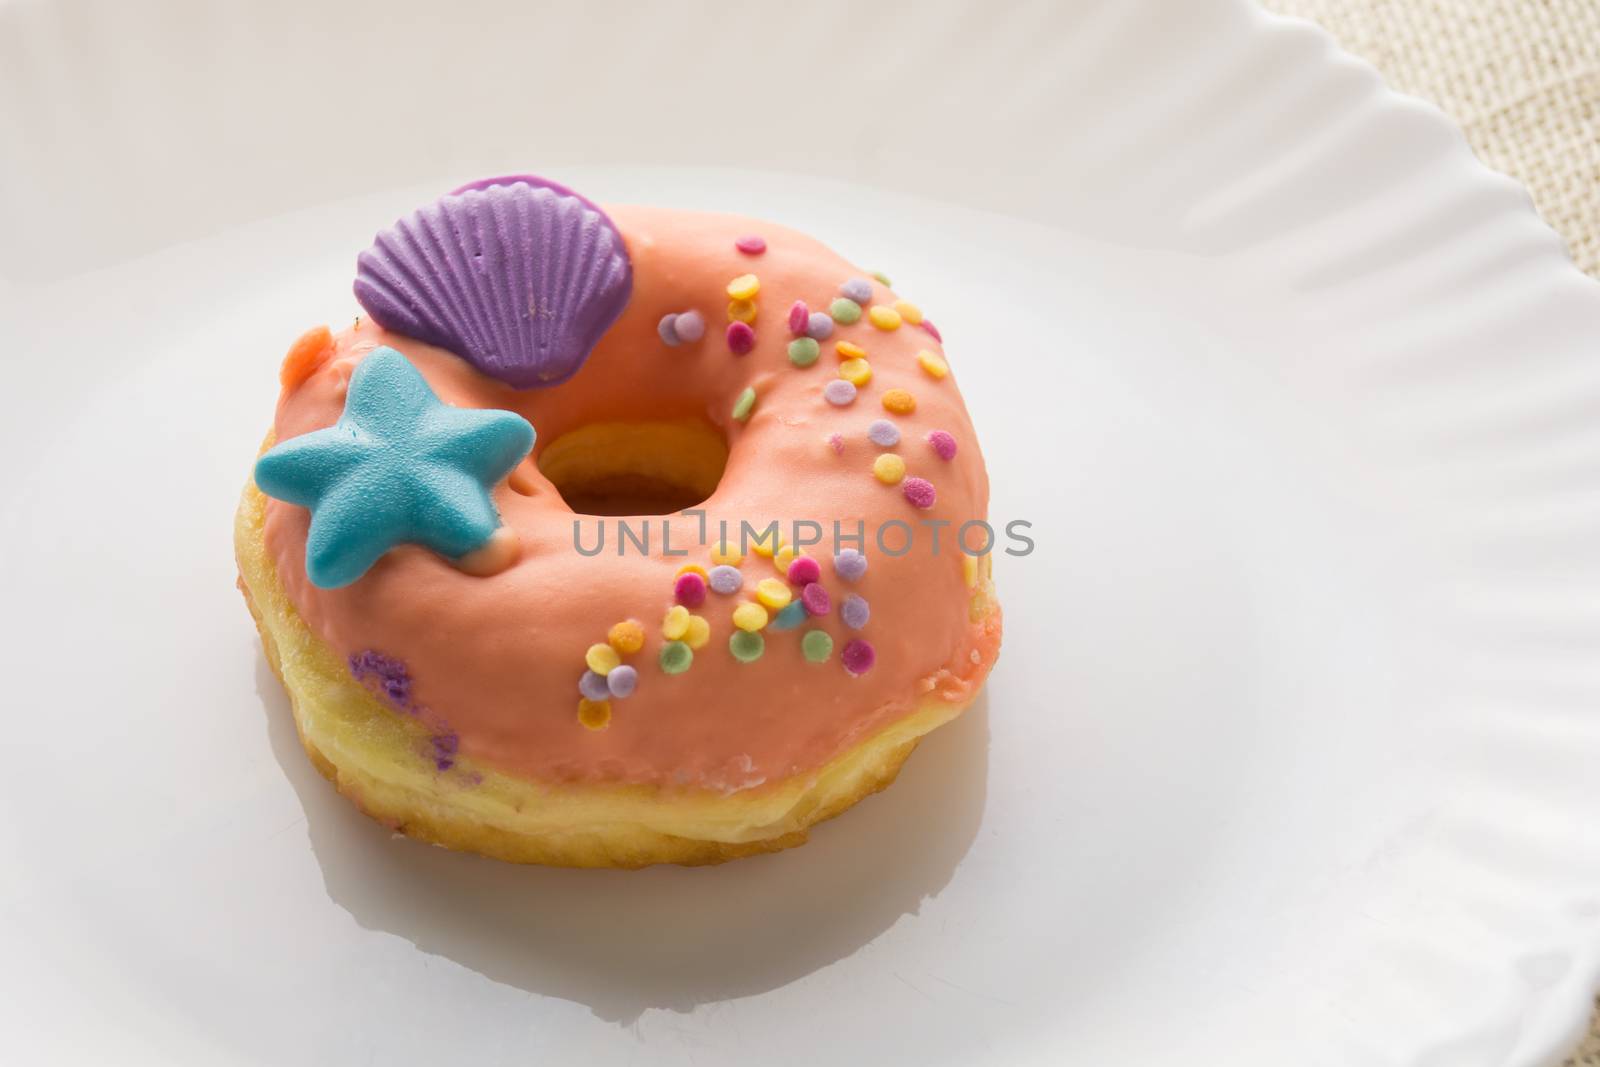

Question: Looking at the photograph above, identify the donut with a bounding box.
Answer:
[236,175,1001,867]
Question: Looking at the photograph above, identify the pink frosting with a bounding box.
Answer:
[263,206,996,793]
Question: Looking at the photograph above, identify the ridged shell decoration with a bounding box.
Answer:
[353,175,632,389]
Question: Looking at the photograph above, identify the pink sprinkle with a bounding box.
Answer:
[801,582,831,616]
[828,433,845,454]
[927,430,958,461]
[841,638,876,676]
[674,572,707,608]
[902,477,937,509]
[787,556,822,585]
[787,301,809,336]
[735,235,767,255]
[726,321,755,355]
[920,320,942,342]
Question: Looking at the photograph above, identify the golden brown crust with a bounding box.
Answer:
[236,477,997,868]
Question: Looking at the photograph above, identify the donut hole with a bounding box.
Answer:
[537,419,728,516]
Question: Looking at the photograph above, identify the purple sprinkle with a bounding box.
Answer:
[430,731,460,771]
[607,664,638,699]
[579,670,611,701]
[736,235,767,255]
[840,278,873,304]
[349,650,414,712]
[708,564,744,595]
[674,309,705,343]
[834,548,868,582]
[806,312,834,340]
[824,379,857,406]
[902,477,937,509]
[828,432,845,453]
[920,320,942,342]
[801,582,831,616]
[841,638,876,676]
[788,301,810,336]
[927,429,958,460]
[787,555,822,585]
[657,313,680,346]
[867,419,900,447]
[841,593,871,630]
[675,572,707,607]
[727,320,755,356]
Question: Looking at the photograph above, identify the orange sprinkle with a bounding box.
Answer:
[279,325,334,391]
[836,340,868,361]
[608,619,646,655]
[578,698,612,730]
[881,388,917,414]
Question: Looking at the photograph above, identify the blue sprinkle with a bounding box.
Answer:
[771,601,808,631]
[579,670,611,701]
[867,419,900,447]
[841,594,871,630]
[824,379,857,406]
[834,548,868,582]
[607,664,638,699]
[673,310,704,343]
[708,564,744,595]
[657,313,680,345]
[840,278,874,304]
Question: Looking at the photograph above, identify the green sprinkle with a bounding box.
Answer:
[871,270,892,287]
[660,640,693,674]
[732,386,757,422]
[829,298,862,324]
[802,629,834,663]
[787,337,820,367]
[729,630,765,663]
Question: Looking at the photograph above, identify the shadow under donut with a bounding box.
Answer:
[255,652,990,1025]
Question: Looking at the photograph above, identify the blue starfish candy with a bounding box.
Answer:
[255,347,535,589]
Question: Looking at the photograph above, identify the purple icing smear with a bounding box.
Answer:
[349,650,414,712]
[349,650,468,775]
[430,731,460,772]
[354,175,632,389]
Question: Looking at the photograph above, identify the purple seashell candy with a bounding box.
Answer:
[354,175,632,389]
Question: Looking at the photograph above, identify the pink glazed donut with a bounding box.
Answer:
[236,175,1001,867]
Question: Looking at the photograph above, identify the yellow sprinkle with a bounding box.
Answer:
[675,563,709,581]
[578,698,612,730]
[838,358,872,386]
[727,298,758,324]
[684,613,711,650]
[750,528,783,557]
[756,577,793,609]
[868,305,902,331]
[585,642,621,676]
[962,554,979,588]
[727,273,761,301]
[772,544,799,573]
[662,604,690,640]
[732,601,769,631]
[893,299,923,325]
[710,540,744,566]
[881,388,917,414]
[873,453,907,484]
[836,340,868,361]
[607,619,645,655]
[917,350,949,379]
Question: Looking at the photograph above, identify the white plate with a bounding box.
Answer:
[4,2,1600,1065]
